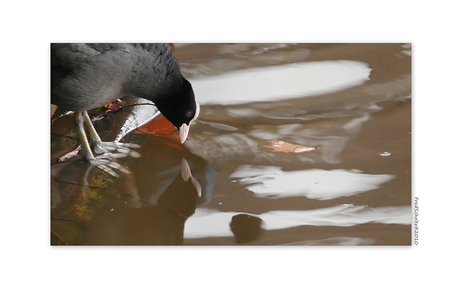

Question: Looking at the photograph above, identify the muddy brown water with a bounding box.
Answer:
[51,43,411,245]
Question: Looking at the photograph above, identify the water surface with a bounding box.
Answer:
[51,43,411,245]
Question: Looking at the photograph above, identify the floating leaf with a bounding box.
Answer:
[264,140,315,153]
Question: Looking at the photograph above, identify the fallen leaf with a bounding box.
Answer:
[264,140,315,153]
[104,99,125,112]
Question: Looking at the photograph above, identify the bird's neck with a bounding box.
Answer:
[123,54,183,102]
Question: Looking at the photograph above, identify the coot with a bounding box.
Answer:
[51,43,200,176]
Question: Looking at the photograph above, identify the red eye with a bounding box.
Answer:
[187,111,192,117]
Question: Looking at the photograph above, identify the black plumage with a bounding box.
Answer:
[51,43,200,176]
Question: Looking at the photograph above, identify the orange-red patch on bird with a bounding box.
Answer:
[135,114,181,143]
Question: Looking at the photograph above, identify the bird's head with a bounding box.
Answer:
[156,78,200,143]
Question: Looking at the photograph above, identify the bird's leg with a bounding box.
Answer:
[74,112,128,177]
[74,112,97,161]
[82,111,141,159]
[82,110,103,143]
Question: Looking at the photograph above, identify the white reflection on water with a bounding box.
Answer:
[285,237,376,246]
[190,60,371,105]
[229,165,395,200]
[184,205,411,239]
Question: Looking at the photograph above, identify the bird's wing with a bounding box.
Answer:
[51,43,129,70]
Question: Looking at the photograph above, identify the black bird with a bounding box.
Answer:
[51,43,200,176]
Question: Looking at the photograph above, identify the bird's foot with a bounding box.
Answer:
[93,141,141,159]
[87,157,130,178]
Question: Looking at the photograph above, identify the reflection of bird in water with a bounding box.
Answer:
[51,91,214,244]
[125,135,215,206]
[181,158,202,197]
[52,143,215,245]
[83,162,203,245]
[51,43,200,176]
[82,155,212,245]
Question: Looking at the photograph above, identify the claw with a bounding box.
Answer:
[93,141,142,160]
[87,157,132,177]
[123,143,141,149]
[74,111,141,177]
[129,150,141,158]
[107,161,131,174]
[87,141,140,176]
[116,147,130,154]
[88,158,120,177]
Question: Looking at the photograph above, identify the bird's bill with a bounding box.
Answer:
[179,103,200,144]
[179,123,190,144]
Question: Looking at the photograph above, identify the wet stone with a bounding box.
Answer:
[230,214,263,243]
